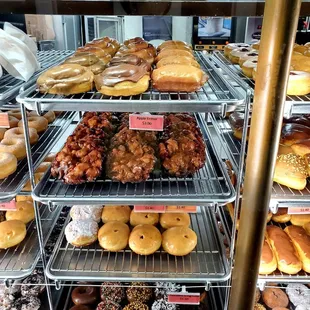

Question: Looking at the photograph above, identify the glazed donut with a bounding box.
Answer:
[0,137,26,160]
[76,46,112,64]
[37,64,94,95]
[9,116,19,128]
[224,43,250,57]
[101,205,131,223]
[286,71,310,95]
[71,286,98,305]
[65,219,98,247]
[70,205,103,222]
[241,59,258,78]
[6,201,34,224]
[64,52,106,75]
[98,221,130,251]
[0,128,7,140]
[0,152,17,179]
[7,110,22,120]
[155,49,194,63]
[23,172,44,191]
[156,55,200,68]
[28,111,55,124]
[0,220,26,249]
[129,224,161,255]
[238,51,259,66]
[4,127,39,145]
[100,36,120,49]
[35,161,50,173]
[159,213,190,229]
[124,37,144,46]
[162,226,197,256]
[130,211,159,226]
[159,45,193,54]
[158,40,191,51]
[86,40,115,56]
[116,48,154,65]
[18,116,48,133]
[229,47,253,64]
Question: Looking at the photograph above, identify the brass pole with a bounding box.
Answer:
[228,1,301,309]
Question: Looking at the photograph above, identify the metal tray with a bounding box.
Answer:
[32,113,236,206]
[17,52,244,113]
[46,207,230,283]
[0,206,61,280]
[211,115,310,207]
[0,50,73,103]
[212,50,310,118]
[0,111,77,202]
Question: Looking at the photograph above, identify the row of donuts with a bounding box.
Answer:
[224,41,310,96]
[69,281,208,310]
[36,38,208,97]
[65,205,197,256]
[0,110,55,179]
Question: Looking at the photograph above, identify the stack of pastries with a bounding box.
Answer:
[51,112,206,184]
[36,37,208,97]
[224,41,310,96]
[65,205,197,257]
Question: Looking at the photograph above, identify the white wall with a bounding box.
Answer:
[52,15,65,50]
[123,16,143,41]
[172,16,193,43]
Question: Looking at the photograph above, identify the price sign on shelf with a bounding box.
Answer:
[134,205,166,213]
[288,206,310,214]
[129,114,164,131]
[166,206,197,213]
[168,292,200,305]
[0,112,10,128]
[0,200,17,211]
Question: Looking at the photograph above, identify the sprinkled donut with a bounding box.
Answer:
[123,302,149,310]
[96,297,121,310]
[126,282,152,303]
[100,282,125,303]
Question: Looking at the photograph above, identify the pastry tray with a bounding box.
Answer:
[0,206,61,280]
[16,52,244,113]
[211,114,310,207]
[45,207,230,283]
[32,113,236,206]
[212,50,310,118]
[0,50,73,103]
[0,111,77,202]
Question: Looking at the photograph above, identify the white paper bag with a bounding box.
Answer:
[4,22,38,55]
[0,29,40,82]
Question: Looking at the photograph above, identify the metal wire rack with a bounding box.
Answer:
[46,207,229,283]
[0,206,61,280]
[32,113,236,206]
[212,50,310,117]
[0,111,77,202]
[0,50,73,103]
[211,114,310,206]
[17,52,244,113]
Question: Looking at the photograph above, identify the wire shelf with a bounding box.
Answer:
[17,52,244,113]
[0,111,77,202]
[32,113,236,206]
[212,50,310,117]
[0,206,61,280]
[46,207,229,283]
[211,115,310,206]
[0,50,73,103]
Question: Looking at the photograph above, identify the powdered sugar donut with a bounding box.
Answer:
[65,220,98,247]
[241,59,258,78]
[229,47,253,64]
[286,283,310,306]
[21,270,45,297]
[154,282,181,300]
[70,205,103,223]
[224,43,250,57]
[286,71,310,96]
[296,305,310,310]
[238,51,259,66]
[152,299,177,310]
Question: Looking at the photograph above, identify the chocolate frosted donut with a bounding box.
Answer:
[70,306,92,310]
[100,282,125,303]
[96,297,121,310]
[126,282,153,303]
[124,302,149,310]
[108,55,151,71]
[72,286,98,305]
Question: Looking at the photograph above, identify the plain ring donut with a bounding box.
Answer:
[0,152,17,179]
[0,220,26,249]
[18,116,48,133]
[28,111,56,124]
[0,137,26,160]
[36,64,94,95]
[6,200,35,224]
[7,110,22,120]
[4,127,39,145]
[9,116,19,128]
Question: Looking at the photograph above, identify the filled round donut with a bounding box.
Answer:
[18,116,48,133]
[37,64,94,95]
[0,137,26,160]
[28,111,55,124]
[130,211,159,226]
[286,71,310,96]
[4,127,39,145]
[7,110,22,120]
[98,221,130,251]
[0,152,17,179]
[229,47,253,64]
[0,220,26,249]
[159,213,190,229]
[76,46,112,64]
[101,205,131,224]
[224,43,250,57]
[6,200,35,224]
[71,286,98,305]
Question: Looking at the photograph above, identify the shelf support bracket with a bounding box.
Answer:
[35,101,42,116]
[269,201,279,214]
[257,280,266,291]
[205,282,211,291]
[55,280,61,291]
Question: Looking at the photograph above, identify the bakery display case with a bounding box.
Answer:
[1,0,310,310]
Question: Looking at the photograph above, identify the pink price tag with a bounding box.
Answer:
[168,293,200,305]
[288,207,310,214]
[134,205,166,213]
[166,206,197,213]
[0,112,10,128]
[0,200,17,211]
[129,114,164,131]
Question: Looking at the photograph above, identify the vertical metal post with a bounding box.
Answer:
[20,104,54,310]
[228,1,302,309]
